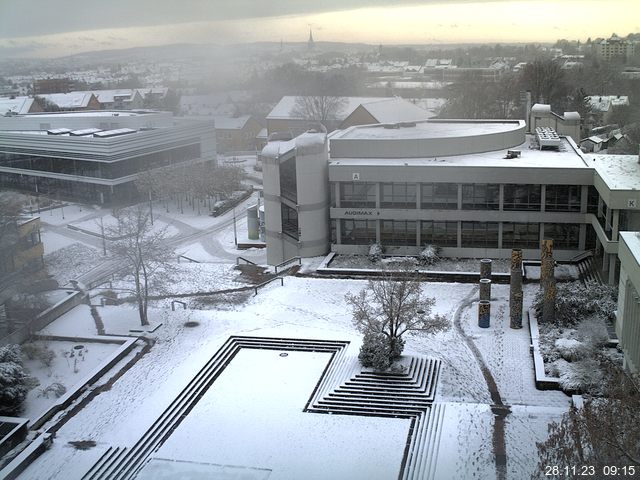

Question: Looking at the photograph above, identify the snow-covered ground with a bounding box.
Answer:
[17,276,569,480]
[22,339,121,421]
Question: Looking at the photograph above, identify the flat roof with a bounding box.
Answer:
[21,111,144,118]
[331,120,522,141]
[589,154,640,191]
[330,135,590,170]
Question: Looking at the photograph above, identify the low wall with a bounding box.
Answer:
[0,290,88,346]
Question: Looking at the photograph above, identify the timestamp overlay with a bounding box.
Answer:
[544,465,638,477]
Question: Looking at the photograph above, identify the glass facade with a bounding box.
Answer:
[502,223,540,249]
[340,219,376,245]
[544,223,580,249]
[0,144,201,180]
[340,182,376,208]
[421,183,458,209]
[381,220,416,246]
[503,184,541,211]
[279,156,297,203]
[462,184,499,210]
[330,180,590,252]
[461,222,499,248]
[281,203,299,240]
[545,185,581,212]
[381,183,416,209]
[420,221,458,247]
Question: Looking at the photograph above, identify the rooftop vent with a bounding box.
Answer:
[504,150,521,159]
[535,127,561,150]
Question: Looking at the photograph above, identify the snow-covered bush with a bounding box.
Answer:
[577,317,609,349]
[419,244,441,266]
[38,382,67,399]
[22,343,56,367]
[553,358,606,394]
[554,338,585,361]
[533,281,617,326]
[0,345,29,414]
[368,243,384,262]
[358,332,393,371]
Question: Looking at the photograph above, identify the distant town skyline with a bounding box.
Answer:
[0,0,638,58]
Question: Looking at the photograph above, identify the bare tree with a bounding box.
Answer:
[520,59,568,106]
[291,95,347,130]
[108,205,173,326]
[533,359,640,479]
[345,268,449,369]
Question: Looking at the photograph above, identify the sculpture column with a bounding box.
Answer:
[509,248,523,329]
[540,239,556,323]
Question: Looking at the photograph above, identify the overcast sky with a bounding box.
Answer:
[0,0,638,58]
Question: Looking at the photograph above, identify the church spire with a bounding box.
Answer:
[308,28,315,50]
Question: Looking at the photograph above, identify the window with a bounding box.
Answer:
[503,184,541,211]
[381,220,416,246]
[420,221,458,247]
[545,185,581,212]
[462,184,499,210]
[329,182,337,207]
[461,222,498,248]
[587,185,599,214]
[340,219,376,245]
[279,156,297,203]
[381,183,416,209]
[421,183,458,209]
[502,223,540,249]
[340,182,376,208]
[330,219,337,244]
[281,204,298,240]
[544,223,580,249]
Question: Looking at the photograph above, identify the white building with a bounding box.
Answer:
[0,110,216,204]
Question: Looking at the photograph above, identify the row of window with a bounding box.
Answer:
[333,182,587,213]
[336,219,581,249]
[0,144,201,180]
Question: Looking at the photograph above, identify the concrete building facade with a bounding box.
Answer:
[261,109,640,290]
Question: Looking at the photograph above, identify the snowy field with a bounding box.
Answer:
[17,276,570,480]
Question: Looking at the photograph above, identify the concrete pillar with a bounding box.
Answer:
[541,239,556,323]
[478,300,491,328]
[480,278,492,301]
[480,258,492,280]
[509,248,523,329]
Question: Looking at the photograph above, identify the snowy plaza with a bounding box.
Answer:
[12,251,570,479]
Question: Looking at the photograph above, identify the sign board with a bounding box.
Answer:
[352,173,360,181]
[628,199,638,208]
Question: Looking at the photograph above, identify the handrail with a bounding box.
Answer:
[177,255,200,263]
[236,256,258,266]
[274,256,301,273]
[569,250,593,263]
[254,276,284,295]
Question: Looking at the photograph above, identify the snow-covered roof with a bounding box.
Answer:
[586,95,630,112]
[329,135,588,170]
[267,96,386,121]
[137,87,169,98]
[72,89,139,104]
[213,115,252,130]
[0,96,36,115]
[356,97,431,124]
[37,92,96,109]
[589,154,640,191]
[266,96,429,123]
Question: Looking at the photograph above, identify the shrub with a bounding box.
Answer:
[38,382,67,399]
[368,243,384,262]
[358,332,392,371]
[533,281,617,326]
[0,345,29,415]
[419,244,441,266]
[22,343,56,367]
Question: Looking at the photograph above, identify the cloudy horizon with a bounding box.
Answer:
[1,0,639,58]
